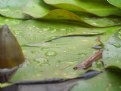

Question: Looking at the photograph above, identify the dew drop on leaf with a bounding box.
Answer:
[36,74,41,77]
[60,28,66,31]
[119,86,121,89]
[108,83,112,87]
[43,28,49,31]
[51,29,57,33]
[45,51,57,56]
[34,57,48,65]
[116,60,120,64]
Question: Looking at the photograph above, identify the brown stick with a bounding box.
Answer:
[73,49,103,70]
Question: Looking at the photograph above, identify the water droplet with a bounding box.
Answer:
[22,59,30,67]
[118,31,121,39]
[106,87,109,91]
[60,28,66,31]
[116,60,120,63]
[5,19,9,22]
[92,22,97,25]
[34,57,48,65]
[66,61,74,65]
[43,28,49,31]
[108,83,112,87]
[119,86,121,89]
[36,74,41,77]
[51,29,57,33]
[55,65,59,67]
[39,30,42,33]
[45,51,57,56]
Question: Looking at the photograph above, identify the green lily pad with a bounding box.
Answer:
[0,8,25,19]
[107,0,121,9]
[79,14,121,27]
[71,71,121,91]
[2,19,118,82]
[103,30,121,69]
[0,0,50,19]
[22,0,50,18]
[0,16,121,82]
[0,0,121,27]
[44,0,121,16]
[0,0,30,19]
[43,9,81,20]
[43,9,121,27]
[0,0,29,8]
[0,16,22,26]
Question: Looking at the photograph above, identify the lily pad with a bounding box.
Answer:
[22,0,50,18]
[44,0,121,16]
[79,15,121,27]
[0,16,22,26]
[0,0,50,19]
[0,0,30,19]
[0,0,121,27]
[71,71,121,91]
[43,9,121,27]
[1,19,118,82]
[107,0,121,9]
[103,30,121,70]
[0,16,120,83]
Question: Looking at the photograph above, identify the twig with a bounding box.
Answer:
[73,49,103,70]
